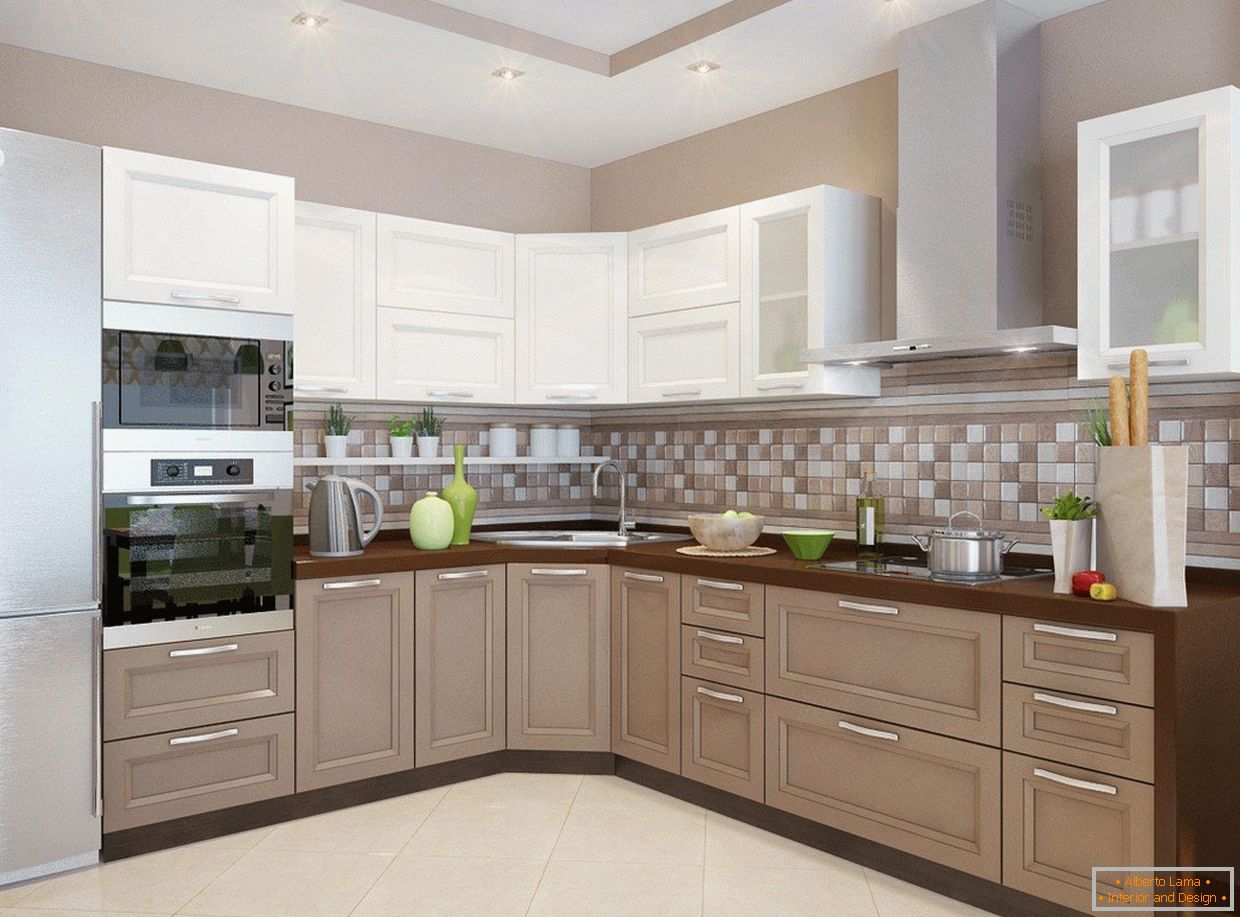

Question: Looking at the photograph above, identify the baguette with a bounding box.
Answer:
[1129,349,1149,445]
[1109,376,1130,447]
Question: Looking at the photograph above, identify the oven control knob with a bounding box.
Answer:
[268,380,282,392]
[268,364,281,375]
[166,465,180,478]
[225,463,241,477]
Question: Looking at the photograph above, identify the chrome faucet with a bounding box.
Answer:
[592,459,634,536]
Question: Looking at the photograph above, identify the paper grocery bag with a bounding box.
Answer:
[1095,445,1188,607]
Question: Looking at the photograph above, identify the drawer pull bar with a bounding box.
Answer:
[169,728,240,747]
[294,383,348,394]
[837,720,899,742]
[697,578,744,591]
[1032,692,1118,716]
[1033,767,1117,795]
[756,382,805,392]
[838,600,899,616]
[660,389,702,398]
[624,571,665,583]
[697,686,744,704]
[438,570,489,580]
[169,643,239,658]
[1033,622,1117,642]
[169,290,242,305]
[696,630,745,645]
[531,568,588,576]
[425,389,476,399]
[323,578,382,590]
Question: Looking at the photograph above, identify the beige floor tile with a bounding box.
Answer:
[571,775,701,816]
[16,847,242,914]
[437,772,581,813]
[865,868,997,917]
[351,855,546,917]
[0,909,166,916]
[551,804,706,865]
[527,861,703,917]
[257,788,445,855]
[704,812,858,871]
[403,805,568,860]
[704,865,879,917]
[178,849,392,917]
[0,881,41,907]
[188,826,275,851]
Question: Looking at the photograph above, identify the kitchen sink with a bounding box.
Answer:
[472,529,691,548]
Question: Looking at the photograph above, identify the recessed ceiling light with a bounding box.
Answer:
[687,60,720,74]
[1004,346,1038,354]
[492,67,524,81]
[291,12,327,29]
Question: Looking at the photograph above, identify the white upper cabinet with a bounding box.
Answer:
[377,214,515,317]
[376,307,514,405]
[294,202,376,400]
[102,148,294,314]
[515,233,627,404]
[628,302,740,403]
[1078,86,1239,379]
[628,206,739,316]
[739,186,881,398]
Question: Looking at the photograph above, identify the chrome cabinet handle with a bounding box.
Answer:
[126,492,276,506]
[546,392,599,401]
[91,401,101,605]
[169,728,240,747]
[323,578,382,590]
[838,720,899,742]
[1032,692,1118,716]
[756,382,804,391]
[696,686,744,703]
[294,382,348,393]
[838,600,899,616]
[660,389,701,398]
[438,570,489,581]
[92,615,102,818]
[697,578,744,591]
[696,630,744,645]
[531,568,588,576]
[1033,767,1117,795]
[169,643,239,658]
[623,571,664,583]
[169,290,242,304]
[1106,358,1190,369]
[426,390,475,399]
[1033,622,1117,642]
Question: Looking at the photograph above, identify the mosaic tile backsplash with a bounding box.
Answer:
[294,353,1240,566]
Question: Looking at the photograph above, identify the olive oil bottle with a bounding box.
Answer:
[855,469,885,558]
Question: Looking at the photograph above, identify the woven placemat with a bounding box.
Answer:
[676,545,777,558]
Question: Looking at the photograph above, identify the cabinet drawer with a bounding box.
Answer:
[103,713,294,832]
[765,696,1000,881]
[1003,752,1154,912]
[682,677,764,802]
[104,631,294,740]
[765,587,1001,745]
[1002,684,1154,783]
[682,575,764,636]
[681,625,764,692]
[1003,616,1155,707]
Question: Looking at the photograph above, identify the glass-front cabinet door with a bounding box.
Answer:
[1078,87,1238,379]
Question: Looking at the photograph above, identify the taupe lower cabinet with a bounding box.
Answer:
[611,567,682,772]
[415,567,506,765]
[507,564,610,751]
[295,573,415,790]
[681,677,764,801]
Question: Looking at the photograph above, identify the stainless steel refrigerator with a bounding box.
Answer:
[0,128,103,885]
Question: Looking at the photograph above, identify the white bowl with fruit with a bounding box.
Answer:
[687,510,765,551]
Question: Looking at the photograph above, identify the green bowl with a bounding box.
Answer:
[781,529,835,561]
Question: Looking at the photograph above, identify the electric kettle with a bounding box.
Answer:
[306,475,385,557]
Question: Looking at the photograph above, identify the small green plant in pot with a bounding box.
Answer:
[322,403,354,459]
[388,414,415,459]
[417,406,444,459]
[1042,491,1099,594]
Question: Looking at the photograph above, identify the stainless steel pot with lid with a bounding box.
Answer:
[911,511,1019,581]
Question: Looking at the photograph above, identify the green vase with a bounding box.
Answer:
[409,492,453,550]
[441,444,478,546]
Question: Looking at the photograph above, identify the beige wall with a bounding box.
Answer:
[0,42,591,233]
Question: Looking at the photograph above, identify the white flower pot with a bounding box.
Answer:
[390,436,414,458]
[1049,518,1094,594]
[417,436,441,459]
[323,435,349,459]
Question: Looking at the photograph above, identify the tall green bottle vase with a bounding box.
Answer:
[441,444,478,546]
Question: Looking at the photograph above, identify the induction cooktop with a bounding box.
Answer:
[811,555,1052,584]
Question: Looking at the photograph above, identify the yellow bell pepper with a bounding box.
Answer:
[1089,582,1117,602]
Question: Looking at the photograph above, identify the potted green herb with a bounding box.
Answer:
[322,403,354,459]
[417,406,444,459]
[388,414,415,459]
[1041,491,1098,594]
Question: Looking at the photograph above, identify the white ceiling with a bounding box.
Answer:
[0,0,1104,168]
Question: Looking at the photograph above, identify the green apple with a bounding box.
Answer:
[721,510,739,518]
[737,511,756,519]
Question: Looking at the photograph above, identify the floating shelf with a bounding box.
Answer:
[295,455,611,468]
[1111,232,1197,253]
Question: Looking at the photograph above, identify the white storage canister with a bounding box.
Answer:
[530,423,557,458]
[488,423,517,458]
[556,424,581,457]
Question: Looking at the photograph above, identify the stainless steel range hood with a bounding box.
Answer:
[804,0,1076,367]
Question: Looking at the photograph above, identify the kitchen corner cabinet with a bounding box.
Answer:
[295,573,415,791]
[294,202,376,400]
[415,567,506,766]
[515,233,627,404]
[628,301,740,403]
[102,148,295,314]
[507,564,610,751]
[377,214,514,317]
[739,186,881,398]
[610,567,681,772]
[627,206,739,315]
[1078,86,1240,380]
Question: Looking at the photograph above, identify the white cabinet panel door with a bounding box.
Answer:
[515,233,627,404]
[294,202,376,400]
[376,307,514,404]
[628,302,739,403]
[377,214,514,317]
[628,207,739,316]
[103,148,294,314]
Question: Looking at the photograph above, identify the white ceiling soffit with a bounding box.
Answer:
[0,0,1104,168]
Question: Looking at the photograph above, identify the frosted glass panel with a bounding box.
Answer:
[1108,129,1200,348]
[757,214,808,375]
